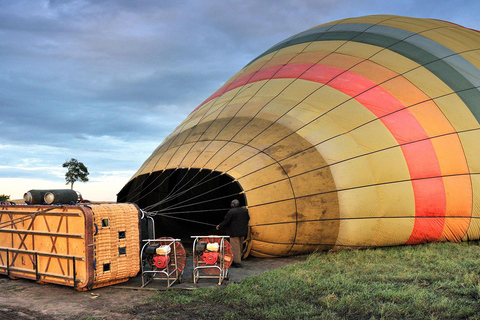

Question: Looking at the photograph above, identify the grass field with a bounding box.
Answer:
[143,242,480,319]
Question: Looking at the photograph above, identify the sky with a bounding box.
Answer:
[1,0,480,201]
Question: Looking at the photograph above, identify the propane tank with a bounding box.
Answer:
[24,190,50,204]
[44,189,81,204]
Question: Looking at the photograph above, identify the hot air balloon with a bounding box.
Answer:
[118,15,480,258]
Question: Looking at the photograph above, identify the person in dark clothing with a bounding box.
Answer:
[216,199,250,267]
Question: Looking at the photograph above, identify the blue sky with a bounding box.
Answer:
[1,0,479,201]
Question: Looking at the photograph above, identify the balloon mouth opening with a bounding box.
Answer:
[118,168,246,239]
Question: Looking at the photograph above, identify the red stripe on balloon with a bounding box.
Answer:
[193,63,446,243]
[305,64,445,243]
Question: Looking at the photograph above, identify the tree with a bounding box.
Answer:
[63,158,89,190]
[0,194,10,202]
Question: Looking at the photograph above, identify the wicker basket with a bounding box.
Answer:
[0,203,141,290]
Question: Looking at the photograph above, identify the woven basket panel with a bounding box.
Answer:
[91,204,140,286]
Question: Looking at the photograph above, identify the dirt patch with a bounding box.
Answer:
[0,256,304,319]
[0,276,155,319]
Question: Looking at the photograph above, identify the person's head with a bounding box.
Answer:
[231,199,240,208]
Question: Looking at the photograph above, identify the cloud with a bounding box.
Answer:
[1,0,479,201]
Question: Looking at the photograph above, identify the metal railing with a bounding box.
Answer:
[0,247,84,289]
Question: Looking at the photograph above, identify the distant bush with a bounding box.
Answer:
[0,194,10,202]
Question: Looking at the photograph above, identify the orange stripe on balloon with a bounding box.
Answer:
[193,63,447,243]
[313,65,446,243]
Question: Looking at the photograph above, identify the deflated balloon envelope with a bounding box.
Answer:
[118,15,480,257]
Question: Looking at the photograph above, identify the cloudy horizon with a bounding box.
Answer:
[1,0,479,201]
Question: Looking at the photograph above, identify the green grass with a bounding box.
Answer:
[145,242,480,319]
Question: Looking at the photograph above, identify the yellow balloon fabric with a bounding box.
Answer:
[119,15,480,257]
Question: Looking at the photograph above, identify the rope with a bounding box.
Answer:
[144,211,217,227]
[156,168,193,204]
[142,171,230,211]
[148,207,230,216]
[147,189,241,213]
[142,169,225,211]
